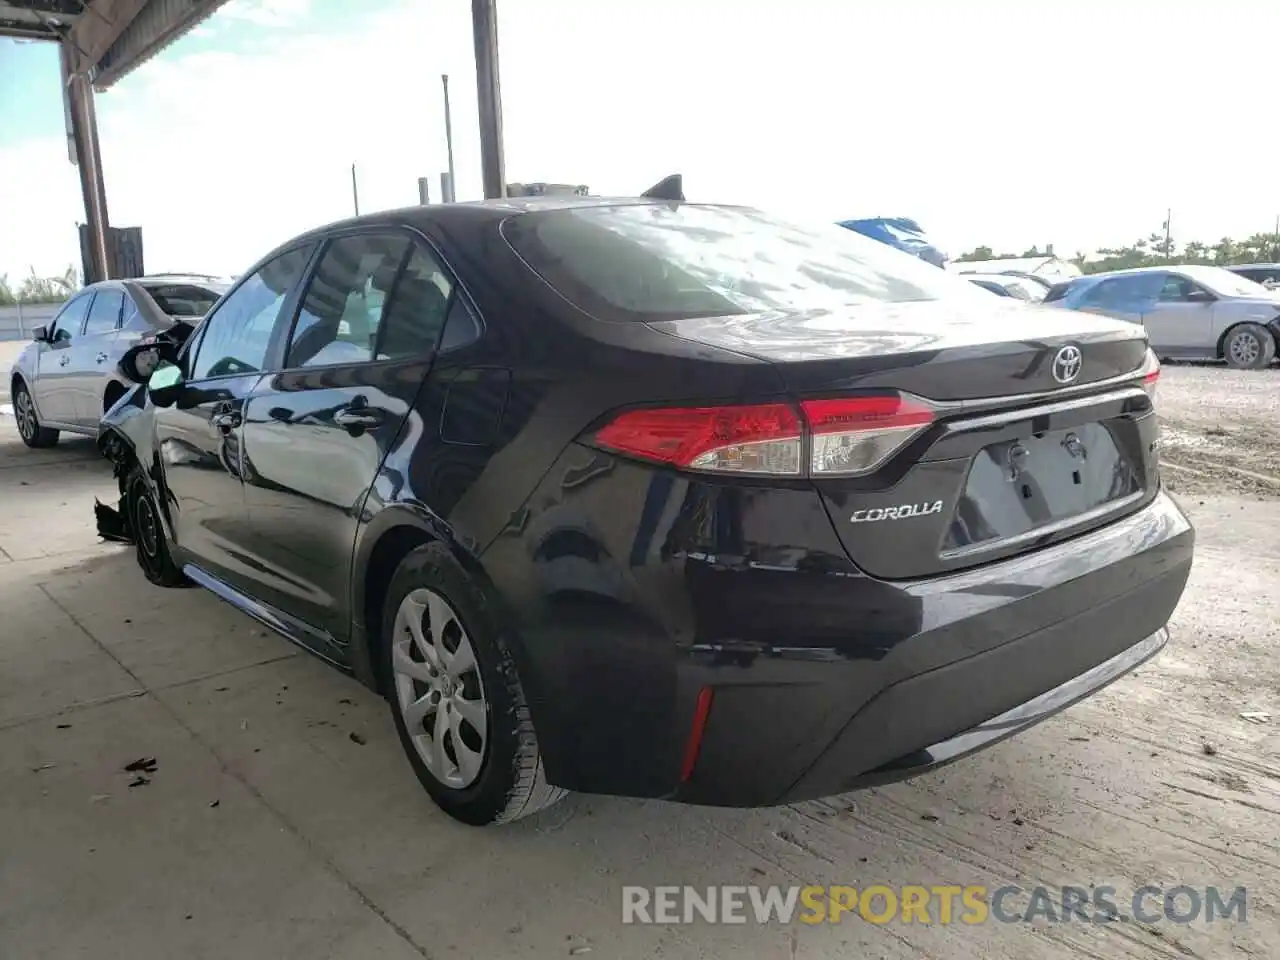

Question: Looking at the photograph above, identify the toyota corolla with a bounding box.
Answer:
[96,193,1193,826]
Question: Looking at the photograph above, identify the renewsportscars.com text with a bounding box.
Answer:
[621,884,1248,926]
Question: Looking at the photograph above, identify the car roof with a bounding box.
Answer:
[1226,262,1280,270]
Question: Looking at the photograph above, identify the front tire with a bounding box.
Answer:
[1223,324,1277,370]
[382,542,566,826]
[12,381,59,448]
[125,467,188,587]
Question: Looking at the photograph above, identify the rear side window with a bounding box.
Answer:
[1072,274,1162,311]
[191,245,312,380]
[503,204,975,323]
[377,247,457,359]
[83,289,123,334]
[285,234,411,368]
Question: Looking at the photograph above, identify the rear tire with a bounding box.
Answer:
[12,380,59,448]
[1223,324,1276,370]
[381,542,566,826]
[125,466,188,587]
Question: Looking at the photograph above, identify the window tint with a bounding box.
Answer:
[191,245,312,380]
[1076,274,1161,310]
[377,247,455,359]
[285,234,410,368]
[1157,275,1199,302]
[503,204,973,323]
[51,294,92,341]
[83,289,124,334]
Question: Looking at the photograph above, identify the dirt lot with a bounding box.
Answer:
[1157,365,1280,498]
[0,369,1277,959]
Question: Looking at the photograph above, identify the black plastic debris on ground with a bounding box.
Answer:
[123,757,158,774]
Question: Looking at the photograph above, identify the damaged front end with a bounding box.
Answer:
[95,384,149,546]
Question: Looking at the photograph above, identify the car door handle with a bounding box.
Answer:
[96,352,109,363]
[58,355,70,366]
[211,411,242,431]
[333,406,385,429]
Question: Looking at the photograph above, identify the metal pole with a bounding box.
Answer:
[351,163,360,216]
[418,177,431,205]
[61,44,110,283]
[442,74,457,202]
[1164,208,1172,261]
[471,0,506,199]
[440,172,454,204]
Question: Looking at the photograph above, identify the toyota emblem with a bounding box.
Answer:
[1051,345,1082,385]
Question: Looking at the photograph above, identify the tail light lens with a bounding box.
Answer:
[591,394,935,478]
[803,396,935,477]
[592,403,803,476]
[1139,349,1160,401]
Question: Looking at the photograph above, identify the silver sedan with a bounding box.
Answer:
[8,275,229,448]
[1046,265,1280,369]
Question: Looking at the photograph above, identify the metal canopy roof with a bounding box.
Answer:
[1,0,230,88]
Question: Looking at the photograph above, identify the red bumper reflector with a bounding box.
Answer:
[680,686,715,783]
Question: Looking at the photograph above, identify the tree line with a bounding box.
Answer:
[957,230,1280,276]
[0,266,83,306]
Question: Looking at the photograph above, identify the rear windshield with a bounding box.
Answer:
[140,283,226,317]
[502,204,978,323]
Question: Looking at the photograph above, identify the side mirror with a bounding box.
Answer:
[146,362,186,408]
[1186,289,1215,304]
[32,325,49,343]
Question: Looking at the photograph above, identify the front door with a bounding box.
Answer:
[240,232,453,640]
[1143,274,1216,355]
[68,286,124,426]
[152,244,314,589]
[33,292,93,424]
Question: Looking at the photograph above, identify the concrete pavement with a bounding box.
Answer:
[0,418,1276,959]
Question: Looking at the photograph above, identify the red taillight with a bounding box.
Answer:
[1140,350,1160,400]
[593,403,802,475]
[592,394,936,478]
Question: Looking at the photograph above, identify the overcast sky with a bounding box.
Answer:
[1,0,1278,281]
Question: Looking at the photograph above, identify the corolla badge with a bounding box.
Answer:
[1052,345,1083,385]
[851,501,944,523]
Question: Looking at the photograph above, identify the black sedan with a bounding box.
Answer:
[97,195,1193,826]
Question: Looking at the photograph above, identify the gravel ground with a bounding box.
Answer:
[1157,364,1280,499]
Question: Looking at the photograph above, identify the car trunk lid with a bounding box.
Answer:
[648,299,1159,579]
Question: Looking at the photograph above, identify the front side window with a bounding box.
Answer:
[285,234,410,368]
[191,245,312,380]
[502,203,975,324]
[83,288,124,334]
[50,294,92,341]
[1157,275,1197,302]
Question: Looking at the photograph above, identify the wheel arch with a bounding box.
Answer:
[351,504,507,696]
[1216,319,1280,360]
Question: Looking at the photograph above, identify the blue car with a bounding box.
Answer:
[837,217,948,268]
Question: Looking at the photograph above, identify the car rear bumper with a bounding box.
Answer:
[484,448,1193,806]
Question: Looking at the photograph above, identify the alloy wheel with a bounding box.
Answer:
[1229,334,1260,368]
[14,387,36,443]
[391,587,489,788]
[135,490,160,560]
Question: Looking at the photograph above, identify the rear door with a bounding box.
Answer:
[1142,273,1216,354]
[239,231,453,639]
[151,244,314,588]
[32,292,93,424]
[68,286,124,426]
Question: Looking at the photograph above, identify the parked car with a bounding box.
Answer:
[1045,265,1280,369]
[96,198,1192,826]
[836,217,948,267]
[9,275,230,447]
[963,274,1046,301]
[1226,263,1280,290]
